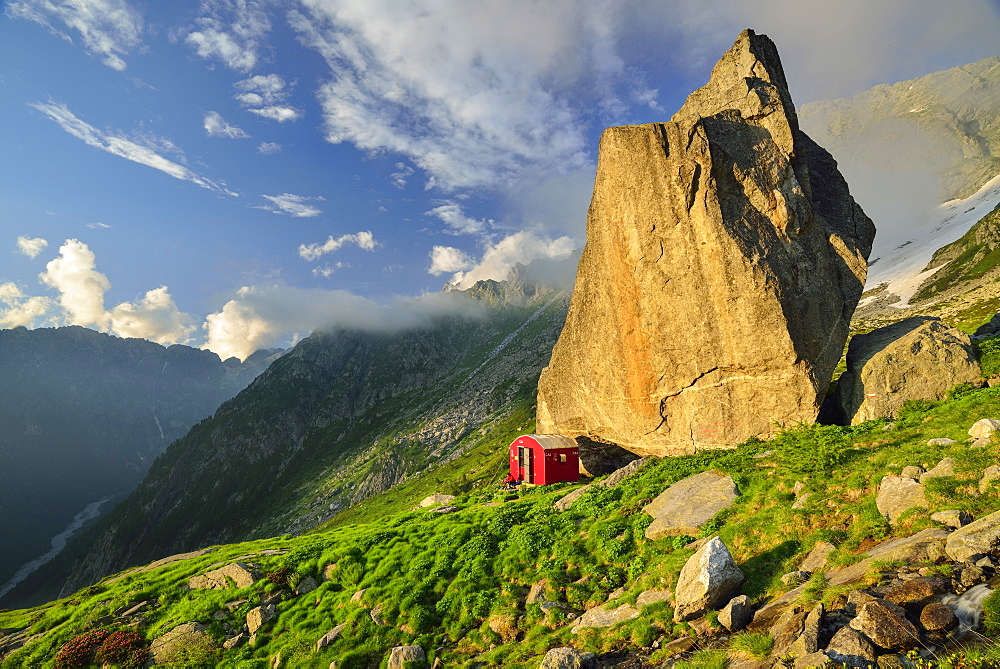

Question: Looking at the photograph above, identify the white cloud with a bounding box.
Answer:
[312,262,348,278]
[390,162,414,189]
[289,0,663,191]
[448,231,575,288]
[234,73,302,122]
[7,0,143,70]
[185,0,271,73]
[248,106,303,122]
[87,222,112,229]
[261,193,325,217]
[203,283,487,360]
[39,238,111,329]
[204,111,250,138]
[108,286,197,344]
[257,141,281,154]
[425,201,492,236]
[31,100,235,195]
[0,282,53,328]
[298,231,378,261]
[16,236,48,259]
[428,245,474,276]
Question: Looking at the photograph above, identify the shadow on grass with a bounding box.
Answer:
[739,539,801,599]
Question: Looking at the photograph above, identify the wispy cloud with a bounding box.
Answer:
[257,141,281,154]
[261,193,324,217]
[204,111,250,138]
[289,0,663,192]
[390,162,414,189]
[185,0,271,73]
[86,222,112,229]
[425,201,492,236]
[312,262,349,278]
[16,236,48,259]
[234,74,302,122]
[298,231,378,261]
[31,100,235,195]
[7,0,143,71]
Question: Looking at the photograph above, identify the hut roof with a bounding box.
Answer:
[523,434,577,450]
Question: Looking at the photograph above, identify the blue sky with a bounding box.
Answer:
[2,0,999,359]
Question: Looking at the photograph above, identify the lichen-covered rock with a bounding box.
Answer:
[980,465,1000,492]
[825,625,876,667]
[187,562,259,590]
[247,604,276,635]
[919,603,958,633]
[882,577,948,608]
[673,536,744,621]
[876,475,927,525]
[838,317,981,424]
[946,509,1000,561]
[799,541,835,572]
[570,603,639,632]
[538,647,599,669]
[789,603,823,657]
[387,645,426,669]
[849,600,921,651]
[418,494,456,508]
[315,623,346,650]
[643,471,738,539]
[969,419,1000,440]
[719,594,752,632]
[931,510,972,528]
[919,458,955,483]
[536,29,874,455]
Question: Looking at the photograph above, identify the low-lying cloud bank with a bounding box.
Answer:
[0,237,523,361]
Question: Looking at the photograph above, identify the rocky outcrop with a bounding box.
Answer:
[673,536,744,621]
[539,647,599,669]
[838,317,981,424]
[187,562,259,590]
[643,471,738,539]
[536,29,874,456]
[387,645,426,668]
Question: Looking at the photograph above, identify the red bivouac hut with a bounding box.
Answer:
[508,434,579,485]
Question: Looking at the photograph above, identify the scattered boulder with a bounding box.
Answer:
[636,589,671,608]
[969,419,1000,441]
[643,471,738,539]
[187,562,259,590]
[315,623,346,650]
[781,571,811,586]
[901,466,924,480]
[719,595,752,632]
[875,475,927,524]
[882,577,948,608]
[848,600,920,651]
[838,317,981,424]
[673,536,744,621]
[980,465,1000,492]
[799,541,836,572]
[920,603,958,634]
[223,633,246,650]
[825,625,876,667]
[600,456,651,488]
[926,438,956,446]
[538,647,599,669]
[487,614,520,643]
[535,29,874,455]
[295,576,318,596]
[946,509,1000,561]
[247,604,276,635]
[931,510,972,528]
[150,623,215,665]
[570,603,638,632]
[789,603,823,657]
[919,458,955,483]
[387,645,426,669]
[554,486,592,512]
[419,494,456,508]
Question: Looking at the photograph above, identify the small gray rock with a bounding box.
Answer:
[919,458,955,484]
[718,594,752,632]
[980,465,1000,493]
[387,645,426,669]
[931,510,971,528]
[969,419,1000,440]
[926,438,956,446]
[538,646,599,669]
[901,465,925,480]
[673,536,744,621]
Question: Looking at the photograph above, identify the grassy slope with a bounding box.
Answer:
[6,385,1000,668]
[915,202,1000,302]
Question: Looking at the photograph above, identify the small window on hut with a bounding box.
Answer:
[559,454,567,463]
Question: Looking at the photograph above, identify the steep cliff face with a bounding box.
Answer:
[0,326,278,589]
[6,278,570,606]
[536,30,875,456]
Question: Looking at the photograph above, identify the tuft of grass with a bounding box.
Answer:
[728,631,774,660]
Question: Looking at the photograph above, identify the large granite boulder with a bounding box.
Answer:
[673,536,744,621]
[876,475,928,525]
[643,471,738,539]
[536,29,874,455]
[838,317,981,424]
[946,509,1000,561]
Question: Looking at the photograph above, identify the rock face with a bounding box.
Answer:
[536,30,874,455]
[838,317,981,424]
[673,536,744,621]
[643,471,738,539]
